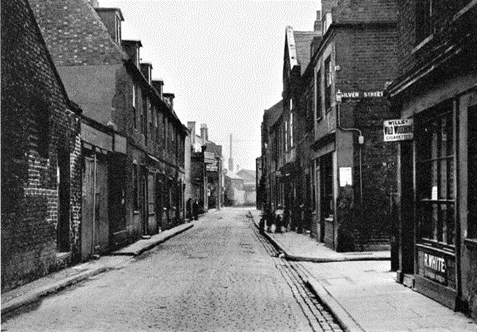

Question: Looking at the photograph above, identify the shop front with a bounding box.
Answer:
[394,84,477,312]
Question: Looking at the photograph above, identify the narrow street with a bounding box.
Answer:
[2,208,342,332]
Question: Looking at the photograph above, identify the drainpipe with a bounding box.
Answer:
[336,90,364,208]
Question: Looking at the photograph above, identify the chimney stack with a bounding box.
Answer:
[89,0,99,8]
[187,121,196,145]
[314,10,322,32]
[200,124,208,141]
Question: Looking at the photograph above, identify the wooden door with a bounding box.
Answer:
[147,172,157,234]
[82,157,94,260]
[94,159,109,252]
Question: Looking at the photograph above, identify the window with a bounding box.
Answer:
[469,105,477,237]
[416,1,472,44]
[132,85,138,129]
[157,112,163,148]
[284,120,288,151]
[164,117,167,151]
[290,112,294,148]
[416,105,455,246]
[142,95,148,136]
[316,69,322,121]
[149,104,155,143]
[324,57,332,112]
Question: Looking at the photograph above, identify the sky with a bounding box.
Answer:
[101,0,321,171]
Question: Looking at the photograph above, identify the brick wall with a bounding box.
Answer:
[332,0,398,23]
[330,5,399,248]
[395,1,417,77]
[1,0,82,291]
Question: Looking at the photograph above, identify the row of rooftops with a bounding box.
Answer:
[89,2,187,133]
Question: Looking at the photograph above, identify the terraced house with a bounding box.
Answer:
[29,0,188,259]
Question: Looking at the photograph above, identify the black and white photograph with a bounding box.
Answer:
[2,0,477,331]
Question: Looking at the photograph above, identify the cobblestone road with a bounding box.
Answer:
[2,208,343,332]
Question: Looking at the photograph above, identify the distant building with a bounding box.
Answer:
[188,122,223,212]
[2,0,82,291]
[224,172,245,206]
[236,169,257,206]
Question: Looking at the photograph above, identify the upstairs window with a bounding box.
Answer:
[324,57,332,112]
[316,69,322,121]
[132,84,139,129]
[290,113,294,148]
[416,0,472,44]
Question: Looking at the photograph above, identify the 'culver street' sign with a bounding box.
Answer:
[383,119,414,141]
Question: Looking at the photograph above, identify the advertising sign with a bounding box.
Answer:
[383,119,414,142]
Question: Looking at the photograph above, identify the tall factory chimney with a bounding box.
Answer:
[228,133,234,172]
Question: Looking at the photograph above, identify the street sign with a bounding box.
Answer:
[336,90,384,101]
[383,119,413,142]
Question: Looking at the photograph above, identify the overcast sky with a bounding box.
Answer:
[101,0,321,171]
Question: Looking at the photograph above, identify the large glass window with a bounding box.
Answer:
[416,105,455,247]
[469,105,477,238]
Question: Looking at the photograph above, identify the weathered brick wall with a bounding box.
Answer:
[336,27,398,93]
[331,7,399,248]
[395,1,417,77]
[332,0,398,23]
[1,0,82,291]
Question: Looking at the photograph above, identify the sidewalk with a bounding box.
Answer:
[1,222,194,316]
[248,209,477,332]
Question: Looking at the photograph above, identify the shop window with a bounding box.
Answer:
[416,106,455,247]
[469,105,477,238]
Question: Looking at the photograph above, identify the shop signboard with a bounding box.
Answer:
[204,151,215,164]
[417,249,455,287]
[383,119,414,142]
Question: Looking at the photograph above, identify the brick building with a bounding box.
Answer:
[308,0,399,251]
[388,0,477,318]
[1,0,82,291]
[259,100,283,213]
[29,0,188,258]
[261,1,400,250]
[188,122,224,212]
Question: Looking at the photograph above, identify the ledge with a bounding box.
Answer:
[464,238,477,250]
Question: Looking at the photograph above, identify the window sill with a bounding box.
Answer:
[464,238,477,250]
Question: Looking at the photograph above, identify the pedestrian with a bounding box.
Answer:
[192,199,199,220]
